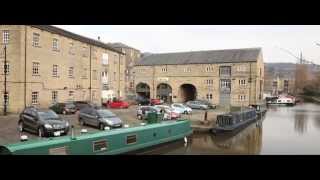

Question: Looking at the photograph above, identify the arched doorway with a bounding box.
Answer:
[136,83,150,99]
[180,84,197,102]
[156,83,172,103]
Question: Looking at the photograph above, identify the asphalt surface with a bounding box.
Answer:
[0,105,222,145]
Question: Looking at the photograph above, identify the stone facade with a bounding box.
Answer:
[0,25,125,113]
[133,49,264,107]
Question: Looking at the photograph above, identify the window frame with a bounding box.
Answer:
[32,92,39,105]
[52,38,59,51]
[3,30,9,44]
[32,33,40,47]
[52,65,58,77]
[32,62,40,76]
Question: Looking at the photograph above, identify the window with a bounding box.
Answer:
[161,67,167,72]
[206,66,214,72]
[32,92,39,104]
[219,66,231,76]
[237,65,247,72]
[69,91,74,100]
[4,92,9,106]
[82,68,87,79]
[82,46,87,57]
[68,67,74,78]
[220,79,231,89]
[206,79,213,85]
[93,140,107,152]
[3,30,9,44]
[239,95,246,101]
[32,33,40,47]
[2,62,9,75]
[52,65,58,77]
[102,53,109,65]
[183,67,191,72]
[69,42,74,55]
[206,93,213,100]
[32,62,39,75]
[239,79,246,86]
[103,84,109,90]
[126,135,137,145]
[52,38,59,51]
[52,91,58,103]
[93,70,97,80]
[92,90,96,100]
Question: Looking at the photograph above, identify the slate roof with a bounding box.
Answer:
[108,42,140,51]
[30,25,124,54]
[135,48,262,66]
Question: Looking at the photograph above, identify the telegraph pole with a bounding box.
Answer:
[3,45,7,115]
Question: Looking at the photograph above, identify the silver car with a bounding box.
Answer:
[186,100,209,110]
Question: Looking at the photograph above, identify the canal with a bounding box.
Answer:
[142,103,320,155]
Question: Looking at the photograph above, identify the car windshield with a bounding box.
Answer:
[38,111,60,120]
[97,110,116,118]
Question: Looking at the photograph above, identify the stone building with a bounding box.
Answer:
[133,48,264,107]
[0,25,125,113]
[107,42,141,98]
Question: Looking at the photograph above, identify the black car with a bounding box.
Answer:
[49,102,77,114]
[79,107,123,130]
[73,101,93,110]
[18,107,70,137]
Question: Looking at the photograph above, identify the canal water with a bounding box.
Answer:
[144,103,320,155]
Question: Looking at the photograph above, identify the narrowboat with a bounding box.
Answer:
[266,96,296,106]
[0,119,192,155]
[211,108,257,135]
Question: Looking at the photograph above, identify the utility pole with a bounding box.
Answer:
[3,45,7,115]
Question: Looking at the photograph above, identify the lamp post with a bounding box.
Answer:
[3,44,8,116]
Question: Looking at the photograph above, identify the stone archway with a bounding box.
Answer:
[179,84,197,102]
[136,82,150,99]
[156,83,172,103]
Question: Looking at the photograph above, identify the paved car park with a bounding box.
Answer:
[0,105,225,145]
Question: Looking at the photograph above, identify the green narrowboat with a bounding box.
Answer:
[0,119,192,155]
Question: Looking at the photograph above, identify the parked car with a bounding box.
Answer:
[198,100,216,109]
[73,101,92,110]
[171,103,192,114]
[49,102,77,115]
[136,106,161,120]
[136,96,150,105]
[150,99,163,105]
[154,105,181,120]
[18,107,70,137]
[186,100,210,110]
[79,107,123,130]
[103,100,130,109]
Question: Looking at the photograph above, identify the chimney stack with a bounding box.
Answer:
[98,36,101,41]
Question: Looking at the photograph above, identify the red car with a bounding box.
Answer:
[104,101,130,109]
[150,99,163,105]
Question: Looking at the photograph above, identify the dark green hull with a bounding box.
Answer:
[0,120,192,155]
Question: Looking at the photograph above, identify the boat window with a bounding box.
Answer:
[93,140,108,152]
[278,100,281,103]
[49,146,68,155]
[126,135,137,145]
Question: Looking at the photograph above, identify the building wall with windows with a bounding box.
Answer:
[134,48,264,107]
[0,25,124,113]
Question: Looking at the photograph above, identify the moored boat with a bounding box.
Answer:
[211,108,257,135]
[266,95,296,106]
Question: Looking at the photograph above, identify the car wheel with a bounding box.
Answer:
[137,115,143,120]
[18,121,24,132]
[99,123,105,130]
[38,127,45,137]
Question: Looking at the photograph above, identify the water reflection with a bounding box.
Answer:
[294,112,308,135]
[170,119,264,155]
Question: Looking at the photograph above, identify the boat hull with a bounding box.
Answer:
[211,116,257,135]
[0,120,192,155]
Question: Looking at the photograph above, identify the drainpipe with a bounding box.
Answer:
[249,62,252,106]
[89,45,92,102]
[152,66,155,99]
[118,53,121,98]
[3,44,7,115]
[24,26,27,108]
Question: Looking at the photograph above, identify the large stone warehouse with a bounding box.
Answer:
[133,48,264,107]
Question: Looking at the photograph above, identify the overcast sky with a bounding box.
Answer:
[55,25,320,64]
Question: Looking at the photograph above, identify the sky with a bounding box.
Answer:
[55,25,320,64]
